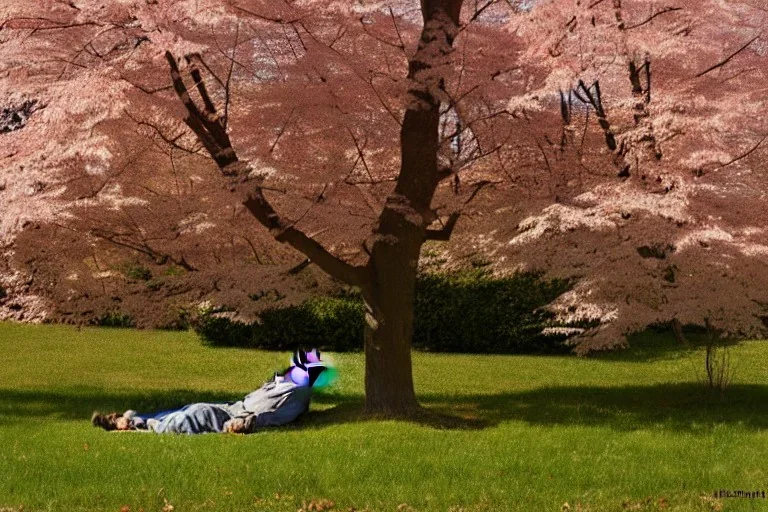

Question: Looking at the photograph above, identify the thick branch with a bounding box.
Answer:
[165,51,237,170]
[165,50,367,287]
[575,80,617,151]
[425,212,460,241]
[241,191,367,286]
[387,1,463,223]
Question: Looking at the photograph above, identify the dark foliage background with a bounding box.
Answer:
[190,270,573,354]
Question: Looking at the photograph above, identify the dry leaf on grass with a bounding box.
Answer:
[297,498,336,512]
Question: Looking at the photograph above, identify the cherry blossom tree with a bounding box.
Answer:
[1,0,523,414]
[487,0,768,352]
[158,0,514,414]
[2,0,767,414]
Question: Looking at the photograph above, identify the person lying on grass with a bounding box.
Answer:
[91,349,329,434]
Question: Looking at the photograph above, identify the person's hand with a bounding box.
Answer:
[224,418,246,434]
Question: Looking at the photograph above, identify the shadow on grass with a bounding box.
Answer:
[588,329,690,362]
[4,383,768,433]
[0,388,237,423]
[308,383,768,432]
[428,383,768,432]
[594,326,743,363]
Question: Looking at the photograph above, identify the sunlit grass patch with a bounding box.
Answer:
[1,322,767,511]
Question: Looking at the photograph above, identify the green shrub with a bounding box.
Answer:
[194,297,364,351]
[193,270,573,354]
[118,262,152,282]
[192,303,252,347]
[253,296,365,351]
[413,269,571,354]
[157,305,194,331]
[195,314,252,347]
[164,265,186,277]
[94,310,135,328]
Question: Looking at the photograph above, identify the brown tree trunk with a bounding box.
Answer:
[360,0,463,416]
[364,291,420,415]
[363,209,424,415]
[671,317,688,345]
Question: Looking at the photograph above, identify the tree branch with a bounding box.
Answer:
[425,212,460,241]
[575,80,617,151]
[229,3,303,24]
[89,228,196,271]
[624,6,682,30]
[717,134,767,168]
[695,35,760,78]
[165,50,368,287]
[165,51,237,170]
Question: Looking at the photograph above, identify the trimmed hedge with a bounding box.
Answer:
[254,296,365,352]
[193,270,572,354]
[193,296,364,351]
[413,269,571,354]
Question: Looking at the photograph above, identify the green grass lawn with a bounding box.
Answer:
[2,323,768,511]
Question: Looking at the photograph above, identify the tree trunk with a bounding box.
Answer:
[671,318,688,345]
[362,205,425,414]
[363,257,420,414]
[360,0,464,415]
[364,294,420,415]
